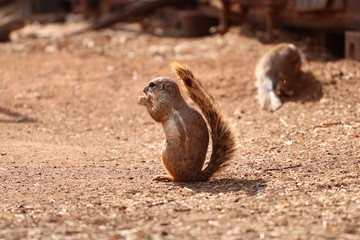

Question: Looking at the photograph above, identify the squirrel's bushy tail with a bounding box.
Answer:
[171,62,236,180]
[257,76,282,112]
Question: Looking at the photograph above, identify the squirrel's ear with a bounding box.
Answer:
[160,82,166,90]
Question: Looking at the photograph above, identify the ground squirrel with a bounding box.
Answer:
[138,62,236,182]
[255,43,302,112]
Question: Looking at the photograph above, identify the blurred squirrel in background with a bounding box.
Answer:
[138,62,236,182]
[255,43,303,111]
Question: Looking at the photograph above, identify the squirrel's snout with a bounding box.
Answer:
[143,86,148,94]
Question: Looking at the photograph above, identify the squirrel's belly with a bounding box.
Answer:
[163,111,188,144]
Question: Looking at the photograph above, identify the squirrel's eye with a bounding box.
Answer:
[149,82,155,88]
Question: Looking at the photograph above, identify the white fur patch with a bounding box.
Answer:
[166,118,180,136]
[173,110,186,133]
[163,110,187,142]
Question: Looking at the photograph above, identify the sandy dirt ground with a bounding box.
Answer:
[0,24,359,240]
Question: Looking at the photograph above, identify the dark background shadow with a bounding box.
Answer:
[281,71,323,104]
[0,107,36,123]
[175,178,267,196]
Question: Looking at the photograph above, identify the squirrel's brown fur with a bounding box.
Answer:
[255,43,302,112]
[138,62,236,182]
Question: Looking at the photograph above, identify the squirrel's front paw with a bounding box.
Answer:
[137,96,148,105]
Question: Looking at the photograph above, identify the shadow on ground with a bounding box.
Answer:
[281,71,323,104]
[0,107,36,123]
[176,178,268,196]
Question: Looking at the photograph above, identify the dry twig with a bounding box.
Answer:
[264,164,302,172]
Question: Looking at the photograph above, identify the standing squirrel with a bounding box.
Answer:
[138,62,236,182]
[255,43,302,112]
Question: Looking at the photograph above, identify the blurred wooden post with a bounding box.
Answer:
[100,0,112,14]
[219,0,230,34]
[79,0,89,19]
[346,31,360,61]
[265,0,276,41]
